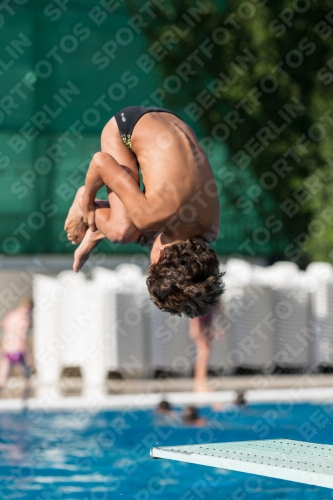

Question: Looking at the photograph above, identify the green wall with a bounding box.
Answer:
[0,0,287,257]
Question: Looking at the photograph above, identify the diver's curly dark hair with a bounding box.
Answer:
[146,237,225,318]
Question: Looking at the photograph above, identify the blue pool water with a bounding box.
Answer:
[1,402,333,499]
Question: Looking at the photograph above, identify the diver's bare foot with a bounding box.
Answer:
[73,228,105,272]
[64,186,87,244]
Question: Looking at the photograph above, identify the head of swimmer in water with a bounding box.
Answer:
[183,406,199,423]
[147,233,225,318]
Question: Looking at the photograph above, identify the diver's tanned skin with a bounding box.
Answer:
[65,111,220,272]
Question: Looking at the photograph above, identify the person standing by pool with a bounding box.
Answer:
[0,298,33,398]
[64,106,225,317]
[189,303,224,392]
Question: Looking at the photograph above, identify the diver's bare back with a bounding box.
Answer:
[129,112,220,241]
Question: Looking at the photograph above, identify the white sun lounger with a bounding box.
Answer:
[151,439,333,489]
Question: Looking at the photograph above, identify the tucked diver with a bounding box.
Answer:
[65,106,224,317]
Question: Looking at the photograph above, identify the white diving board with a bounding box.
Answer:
[150,439,333,489]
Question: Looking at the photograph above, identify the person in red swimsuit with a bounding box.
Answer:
[65,106,225,317]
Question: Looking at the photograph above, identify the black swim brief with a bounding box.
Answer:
[114,106,178,151]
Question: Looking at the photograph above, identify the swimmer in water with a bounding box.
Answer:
[183,406,207,426]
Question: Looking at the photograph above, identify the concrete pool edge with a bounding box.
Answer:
[0,386,333,412]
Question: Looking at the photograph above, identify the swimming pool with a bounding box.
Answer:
[1,402,333,499]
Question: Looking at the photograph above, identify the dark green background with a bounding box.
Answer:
[0,0,286,257]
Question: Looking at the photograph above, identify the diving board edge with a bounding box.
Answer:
[150,447,333,490]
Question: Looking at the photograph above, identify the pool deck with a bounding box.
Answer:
[104,373,333,394]
[0,374,333,411]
